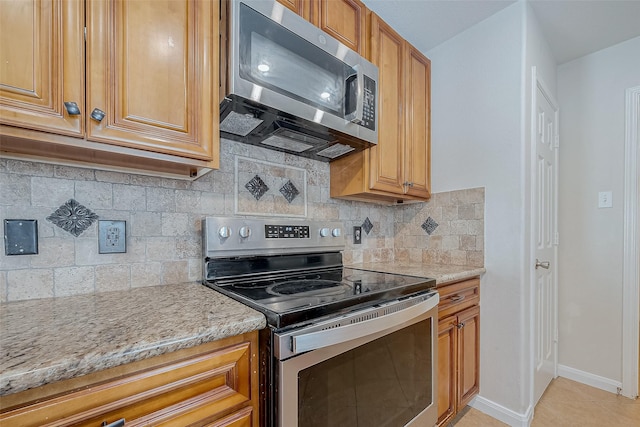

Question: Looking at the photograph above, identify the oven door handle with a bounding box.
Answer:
[291,294,439,356]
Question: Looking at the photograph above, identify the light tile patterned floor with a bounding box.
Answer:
[450,377,640,426]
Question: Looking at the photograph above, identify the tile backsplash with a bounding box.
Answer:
[1,139,484,302]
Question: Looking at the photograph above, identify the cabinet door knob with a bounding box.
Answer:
[64,101,81,115]
[101,419,125,427]
[456,322,465,329]
[91,108,106,122]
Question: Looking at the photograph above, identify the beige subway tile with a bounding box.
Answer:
[1,173,31,205]
[442,235,460,250]
[54,266,94,297]
[474,203,485,219]
[176,190,203,213]
[188,259,202,281]
[95,170,131,184]
[0,271,7,303]
[450,250,468,266]
[75,181,113,210]
[162,260,189,285]
[146,237,176,261]
[7,269,54,301]
[458,205,476,220]
[460,235,477,251]
[54,165,95,181]
[450,220,470,235]
[131,262,162,288]
[113,184,146,211]
[130,211,162,237]
[468,251,484,267]
[31,177,74,208]
[6,159,54,177]
[161,212,191,237]
[95,264,130,292]
[31,238,75,268]
[176,237,201,259]
[146,187,176,212]
[469,219,484,235]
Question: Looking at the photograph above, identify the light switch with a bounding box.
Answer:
[598,191,613,208]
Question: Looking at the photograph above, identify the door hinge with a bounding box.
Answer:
[553,232,560,245]
[84,26,87,41]
[554,134,559,148]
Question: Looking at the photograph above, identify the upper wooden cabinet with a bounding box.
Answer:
[0,0,219,179]
[330,13,431,203]
[276,0,366,55]
[0,0,85,137]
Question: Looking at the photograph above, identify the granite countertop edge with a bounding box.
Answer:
[345,262,486,285]
[0,282,266,397]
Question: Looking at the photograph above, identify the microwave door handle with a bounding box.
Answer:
[345,65,364,124]
[291,295,438,355]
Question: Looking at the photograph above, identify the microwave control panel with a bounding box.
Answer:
[362,76,376,131]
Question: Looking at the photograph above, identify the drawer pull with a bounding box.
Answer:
[101,419,125,427]
[63,101,81,115]
[450,294,465,302]
[91,108,106,122]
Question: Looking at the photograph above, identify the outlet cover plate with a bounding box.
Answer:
[353,226,362,244]
[4,219,38,255]
[98,220,126,254]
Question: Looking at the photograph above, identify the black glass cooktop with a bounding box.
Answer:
[205,266,435,329]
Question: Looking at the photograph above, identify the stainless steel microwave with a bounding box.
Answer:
[220,0,379,162]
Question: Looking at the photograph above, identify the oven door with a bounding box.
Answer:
[275,292,438,427]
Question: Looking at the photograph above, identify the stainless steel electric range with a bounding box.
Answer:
[203,217,439,427]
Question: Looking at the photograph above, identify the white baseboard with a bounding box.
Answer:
[469,395,533,427]
[557,364,622,395]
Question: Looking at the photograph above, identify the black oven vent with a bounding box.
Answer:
[349,312,379,325]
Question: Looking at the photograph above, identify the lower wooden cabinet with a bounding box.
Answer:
[437,278,480,426]
[0,332,259,427]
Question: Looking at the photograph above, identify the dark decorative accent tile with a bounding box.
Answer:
[245,175,269,200]
[46,199,99,237]
[422,217,439,235]
[362,217,373,235]
[279,180,299,203]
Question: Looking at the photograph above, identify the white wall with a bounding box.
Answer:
[428,2,530,416]
[557,36,640,383]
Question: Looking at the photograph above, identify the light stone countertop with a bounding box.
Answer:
[346,262,485,285]
[0,283,266,396]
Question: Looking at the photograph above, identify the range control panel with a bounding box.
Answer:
[265,225,310,239]
[204,217,343,257]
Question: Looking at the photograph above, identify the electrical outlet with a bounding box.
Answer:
[353,226,362,245]
[98,220,126,253]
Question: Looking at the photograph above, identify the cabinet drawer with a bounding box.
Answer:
[0,340,253,427]
[437,278,480,319]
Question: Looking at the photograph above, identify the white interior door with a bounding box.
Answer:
[533,78,559,405]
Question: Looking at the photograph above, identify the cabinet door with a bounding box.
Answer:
[312,0,366,55]
[437,315,457,426]
[86,0,217,161]
[404,44,431,198]
[276,0,311,20]
[0,0,84,136]
[368,14,405,195]
[457,305,480,408]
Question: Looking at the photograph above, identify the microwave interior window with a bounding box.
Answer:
[297,319,433,426]
[239,3,354,116]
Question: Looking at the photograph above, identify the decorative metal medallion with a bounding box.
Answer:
[245,175,269,201]
[46,199,99,237]
[362,217,374,235]
[421,217,439,235]
[279,180,300,203]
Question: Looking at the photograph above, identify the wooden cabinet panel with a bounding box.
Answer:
[330,12,431,204]
[86,0,217,161]
[0,333,258,427]
[276,0,310,19]
[404,44,431,199]
[312,0,367,55]
[0,0,84,136]
[437,315,457,426]
[458,305,480,408]
[436,278,480,427]
[368,13,405,194]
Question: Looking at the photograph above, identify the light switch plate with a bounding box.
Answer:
[98,220,126,254]
[598,191,613,208]
[4,219,38,255]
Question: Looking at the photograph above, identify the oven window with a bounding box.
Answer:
[298,319,432,426]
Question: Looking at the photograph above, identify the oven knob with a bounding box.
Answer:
[218,226,231,239]
[332,228,341,237]
[239,226,252,239]
[319,227,330,237]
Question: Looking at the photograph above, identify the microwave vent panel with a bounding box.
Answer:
[317,143,355,159]
[220,111,264,137]
[261,128,329,153]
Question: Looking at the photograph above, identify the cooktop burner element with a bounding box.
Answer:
[267,280,347,296]
[202,217,436,329]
